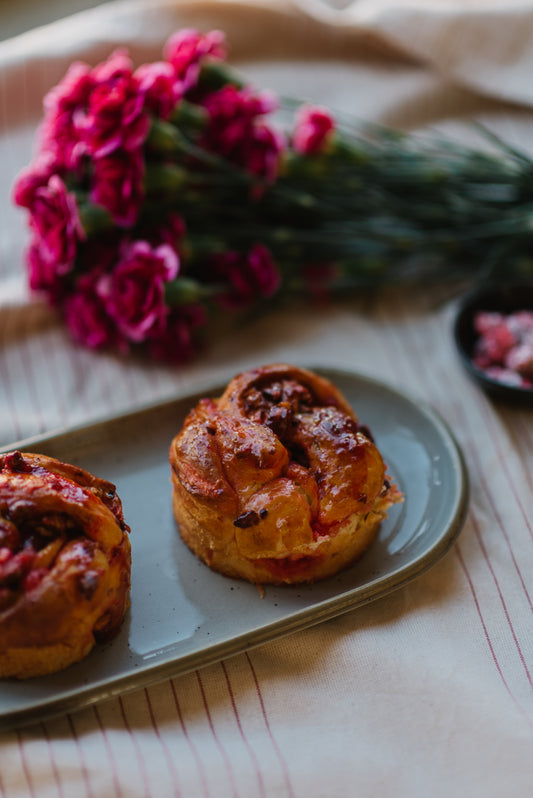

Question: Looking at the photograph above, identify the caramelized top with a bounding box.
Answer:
[172,365,388,551]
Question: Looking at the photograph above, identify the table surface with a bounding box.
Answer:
[1,2,533,796]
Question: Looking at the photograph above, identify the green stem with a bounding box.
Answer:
[165,277,218,306]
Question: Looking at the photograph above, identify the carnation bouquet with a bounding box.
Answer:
[13,29,533,363]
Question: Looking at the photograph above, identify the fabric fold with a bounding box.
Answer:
[3,0,533,113]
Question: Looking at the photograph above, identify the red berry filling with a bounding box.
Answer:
[0,511,85,604]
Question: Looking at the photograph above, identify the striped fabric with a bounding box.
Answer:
[1,2,533,796]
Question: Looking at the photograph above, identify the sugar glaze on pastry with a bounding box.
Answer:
[170,364,402,585]
[0,451,131,678]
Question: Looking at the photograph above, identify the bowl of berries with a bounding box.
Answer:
[453,282,533,403]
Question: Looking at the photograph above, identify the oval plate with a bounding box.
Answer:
[0,367,468,729]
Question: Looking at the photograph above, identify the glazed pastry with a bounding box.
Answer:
[170,364,402,585]
[0,451,131,679]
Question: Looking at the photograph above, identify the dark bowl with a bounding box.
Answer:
[453,282,533,404]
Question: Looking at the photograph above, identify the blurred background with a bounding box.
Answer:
[0,0,106,39]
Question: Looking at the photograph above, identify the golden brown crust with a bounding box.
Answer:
[0,451,131,678]
[170,364,402,585]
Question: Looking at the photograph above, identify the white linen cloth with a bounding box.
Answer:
[1,1,533,795]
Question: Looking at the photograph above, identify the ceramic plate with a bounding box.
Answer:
[0,368,468,729]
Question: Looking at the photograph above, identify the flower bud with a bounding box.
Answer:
[170,99,208,132]
[196,60,245,94]
[146,118,187,154]
[144,163,188,194]
[77,202,113,236]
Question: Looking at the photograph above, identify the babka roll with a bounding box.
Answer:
[0,451,131,678]
[170,364,402,586]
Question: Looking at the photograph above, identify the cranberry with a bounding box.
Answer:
[473,309,533,389]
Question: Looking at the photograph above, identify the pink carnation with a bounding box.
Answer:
[293,105,335,155]
[90,149,145,227]
[43,61,94,113]
[39,61,94,171]
[96,240,179,342]
[246,124,286,185]
[75,49,150,158]
[163,29,227,93]
[64,269,118,349]
[135,61,182,120]
[23,175,84,295]
[26,242,64,303]
[211,243,280,310]
[149,304,207,364]
[201,85,284,181]
[12,154,56,209]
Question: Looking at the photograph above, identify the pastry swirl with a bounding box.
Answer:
[170,364,402,585]
[0,451,131,678]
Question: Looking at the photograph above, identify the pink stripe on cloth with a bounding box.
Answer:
[196,670,239,798]
[478,400,533,548]
[92,706,125,798]
[456,545,533,730]
[170,679,210,798]
[117,696,154,798]
[465,417,533,615]
[508,414,533,494]
[245,653,295,798]
[143,687,182,797]
[15,730,37,798]
[469,511,533,690]
[66,715,94,798]
[221,661,267,798]
[40,723,66,798]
